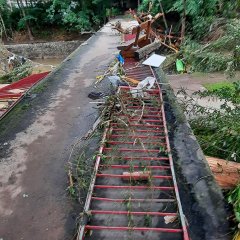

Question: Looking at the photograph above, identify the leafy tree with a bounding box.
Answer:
[0,0,10,39]
[139,0,239,40]
[16,0,35,40]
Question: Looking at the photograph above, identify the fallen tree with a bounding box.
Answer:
[206,156,240,189]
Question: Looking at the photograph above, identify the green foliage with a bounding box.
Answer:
[62,9,92,31]
[139,0,239,41]
[138,0,160,15]
[191,16,215,40]
[0,63,32,83]
[228,185,240,224]
[45,0,113,31]
[180,20,240,75]
[204,81,235,91]
[0,0,117,36]
[17,15,37,30]
[179,82,240,162]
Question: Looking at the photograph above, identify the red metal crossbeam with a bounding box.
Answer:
[127,119,163,123]
[0,93,22,99]
[112,128,164,133]
[103,156,169,161]
[116,114,162,118]
[96,173,172,179]
[85,225,183,233]
[108,134,165,139]
[99,165,170,169]
[90,210,177,216]
[111,123,164,128]
[91,197,175,203]
[124,106,161,110]
[103,148,166,153]
[94,185,174,190]
[107,141,167,146]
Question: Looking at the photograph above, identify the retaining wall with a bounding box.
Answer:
[5,40,83,59]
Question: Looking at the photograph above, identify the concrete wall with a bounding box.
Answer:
[5,40,83,59]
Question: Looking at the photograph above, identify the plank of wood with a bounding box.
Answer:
[134,41,161,60]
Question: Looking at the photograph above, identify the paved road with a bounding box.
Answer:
[0,20,122,240]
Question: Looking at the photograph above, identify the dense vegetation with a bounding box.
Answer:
[0,0,119,40]
[0,0,239,41]
[0,0,239,238]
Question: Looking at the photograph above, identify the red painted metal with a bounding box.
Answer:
[99,165,170,169]
[103,156,169,161]
[116,114,162,118]
[96,173,172,179]
[112,128,164,133]
[94,185,174,190]
[0,72,49,120]
[107,140,167,145]
[90,210,177,216]
[77,58,190,240]
[111,123,164,128]
[108,134,165,139]
[91,197,175,203]
[103,148,165,153]
[85,225,183,233]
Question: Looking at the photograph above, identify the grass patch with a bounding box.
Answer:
[204,81,234,91]
[32,82,48,94]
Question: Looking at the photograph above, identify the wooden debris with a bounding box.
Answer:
[164,215,177,224]
[134,41,161,60]
[113,21,130,34]
[122,76,140,85]
[123,171,151,181]
[68,169,74,188]
[206,156,240,189]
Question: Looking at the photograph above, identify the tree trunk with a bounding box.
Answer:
[0,12,8,40]
[158,0,168,30]
[25,0,28,7]
[181,0,186,43]
[29,0,33,7]
[134,41,161,60]
[17,0,34,41]
[8,0,13,12]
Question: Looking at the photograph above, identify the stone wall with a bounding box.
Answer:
[5,40,83,59]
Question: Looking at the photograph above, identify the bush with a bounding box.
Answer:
[178,82,240,162]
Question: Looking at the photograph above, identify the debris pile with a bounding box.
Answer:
[113,8,181,59]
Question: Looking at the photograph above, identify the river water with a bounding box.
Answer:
[31,57,65,73]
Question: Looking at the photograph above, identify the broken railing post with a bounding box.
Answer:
[134,26,141,47]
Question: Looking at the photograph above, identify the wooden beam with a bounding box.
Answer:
[134,41,161,60]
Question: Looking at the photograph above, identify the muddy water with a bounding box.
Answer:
[31,58,65,66]
[31,57,65,73]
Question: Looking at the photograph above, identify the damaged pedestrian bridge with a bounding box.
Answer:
[76,20,230,240]
[0,19,229,240]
